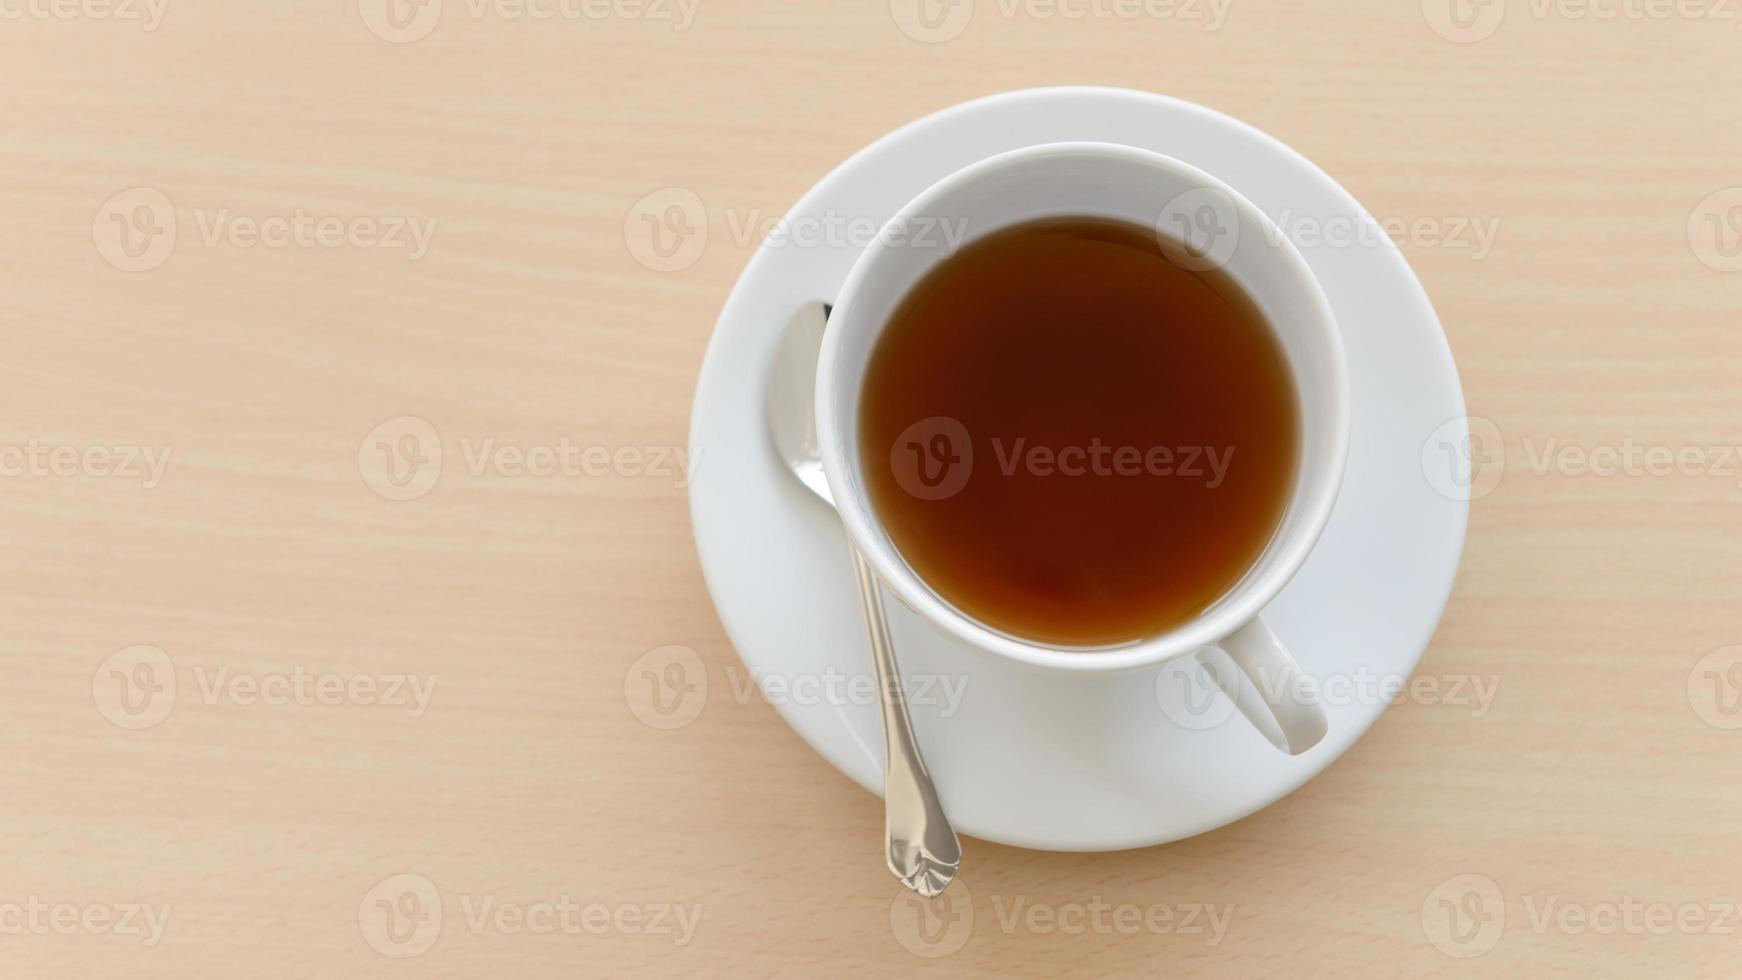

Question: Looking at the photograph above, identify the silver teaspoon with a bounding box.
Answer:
[765,299,962,898]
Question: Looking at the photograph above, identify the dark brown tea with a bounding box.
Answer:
[859,217,1300,647]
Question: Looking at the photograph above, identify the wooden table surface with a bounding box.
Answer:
[6,0,1742,975]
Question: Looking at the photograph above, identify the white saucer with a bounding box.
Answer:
[687,87,1468,852]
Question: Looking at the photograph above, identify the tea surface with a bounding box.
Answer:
[859,217,1300,646]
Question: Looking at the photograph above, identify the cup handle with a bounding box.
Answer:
[1218,617,1328,755]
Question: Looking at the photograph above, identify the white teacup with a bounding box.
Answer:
[815,142,1349,755]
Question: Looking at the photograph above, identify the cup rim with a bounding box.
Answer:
[816,141,1350,673]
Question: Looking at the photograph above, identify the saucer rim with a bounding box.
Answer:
[687,85,1469,852]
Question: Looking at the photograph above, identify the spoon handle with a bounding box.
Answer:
[849,543,961,898]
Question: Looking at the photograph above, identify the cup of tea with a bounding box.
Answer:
[815,142,1349,755]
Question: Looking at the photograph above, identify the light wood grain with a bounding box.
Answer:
[3,0,1741,975]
